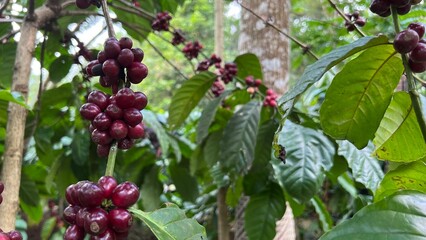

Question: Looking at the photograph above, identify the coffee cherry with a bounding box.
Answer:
[0,232,9,240]
[84,208,109,236]
[91,64,104,77]
[88,91,109,111]
[410,43,426,62]
[97,51,107,64]
[80,103,102,121]
[63,205,81,225]
[118,138,134,150]
[91,129,113,145]
[97,144,110,158]
[0,182,4,194]
[0,196,3,205]
[393,29,419,54]
[102,59,120,77]
[104,39,121,59]
[112,181,140,208]
[99,76,112,88]
[77,182,105,208]
[115,88,135,109]
[66,184,79,205]
[64,225,85,240]
[123,108,142,127]
[90,228,115,240]
[109,120,129,140]
[117,49,134,68]
[354,17,366,27]
[76,208,89,228]
[98,176,118,198]
[127,124,145,139]
[133,92,148,110]
[7,231,22,240]
[131,48,144,62]
[397,4,411,15]
[76,0,91,9]
[172,30,186,46]
[105,104,123,120]
[408,23,425,39]
[409,58,426,73]
[127,62,148,84]
[108,209,133,233]
[369,0,390,16]
[93,113,112,131]
[119,37,133,49]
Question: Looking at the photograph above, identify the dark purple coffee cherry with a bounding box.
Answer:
[93,113,112,131]
[119,37,133,49]
[91,64,104,76]
[115,88,135,109]
[76,0,91,9]
[102,59,120,77]
[123,108,142,127]
[111,181,140,208]
[66,184,79,206]
[133,92,148,110]
[105,104,123,120]
[99,76,112,88]
[98,176,118,199]
[131,48,144,62]
[410,43,426,62]
[97,144,110,158]
[109,120,128,140]
[408,22,425,39]
[370,0,391,15]
[84,208,109,236]
[393,29,419,54]
[97,51,107,63]
[127,124,145,139]
[104,39,121,59]
[397,4,411,15]
[354,17,366,27]
[127,62,148,84]
[76,208,89,228]
[7,230,22,240]
[80,103,101,121]
[117,49,134,68]
[409,58,426,73]
[108,209,133,233]
[63,205,81,225]
[0,182,4,194]
[88,91,109,111]
[0,196,3,205]
[64,225,85,240]
[91,129,113,145]
[77,182,105,208]
[117,138,134,150]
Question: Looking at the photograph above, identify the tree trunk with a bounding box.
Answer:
[0,2,60,231]
[238,0,296,239]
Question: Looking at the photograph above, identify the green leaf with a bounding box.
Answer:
[141,166,163,211]
[0,43,17,88]
[320,45,403,148]
[311,195,333,232]
[373,92,426,162]
[143,110,170,157]
[196,91,229,144]
[245,182,286,240]
[40,83,73,110]
[320,191,426,240]
[0,90,31,109]
[226,176,243,207]
[71,130,90,166]
[48,55,74,83]
[20,172,40,206]
[41,217,56,240]
[337,140,384,192]
[375,161,426,201]
[223,89,251,107]
[219,101,261,174]
[20,200,43,223]
[168,72,216,129]
[130,205,207,240]
[273,121,334,203]
[169,165,199,202]
[203,130,223,167]
[234,53,263,80]
[279,35,390,113]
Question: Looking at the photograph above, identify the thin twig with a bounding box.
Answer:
[113,0,155,20]
[61,0,75,9]
[0,29,19,43]
[0,18,24,23]
[327,0,366,37]
[100,0,115,37]
[237,0,319,60]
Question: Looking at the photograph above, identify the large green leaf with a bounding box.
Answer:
[143,110,170,157]
[0,90,31,109]
[0,42,17,88]
[320,45,403,149]
[71,129,90,166]
[320,191,426,240]
[273,121,334,203]
[20,172,40,206]
[337,140,384,192]
[234,53,263,80]
[141,166,163,211]
[373,92,426,162]
[168,72,216,129]
[245,182,286,240]
[196,91,229,144]
[311,195,333,232]
[130,205,207,240]
[278,35,389,113]
[219,101,261,174]
[169,164,199,202]
[48,55,74,83]
[375,161,426,201]
[203,130,223,167]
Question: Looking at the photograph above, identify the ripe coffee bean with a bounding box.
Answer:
[133,92,148,110]
[105,104,123,120]
[119,37,133,49]
[88,91,109,110]
[409,58,426,73]
[131,48,144,62]
[370,0,390,15]
[99,76,112,88]
[90,228,115,240]
[7,231,22,240]
[109,120,128,139]
[65,184,79,205]
[0,182,4,193]
[108,209,133,233]
[123,108,142,127]
[97,144,111,158]
[93,113,112,131]
[117,49,134,68]
[91,129,113,145]
[76,208,89,227]
[127,124,145,139]
[77,182,105,208]
[63,205,81,225]
[0,232,9,240]
[84,208,109,236]
[354,17,366,27]
[104,39,121,59]
[97,51,107,63]
[115,88,135,109]
[112,181,140,208]
[102,59,120,77]
[64,225,85,240]
[397,4,411,15]
[410,43,426,62]
[76,0,91,9]
[80,103,101,121]
[127,62,148,84]
[98,176,118,198]
[408,23,425,39]
[393,29,419,54]
[118,138,134,150]
[91,64,104,77]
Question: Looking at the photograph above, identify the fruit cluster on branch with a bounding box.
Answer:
[63,177,139,239]
[344,11,366,32]
[393,23,426,73]
[370,0,421,17]
[0,183,23,240]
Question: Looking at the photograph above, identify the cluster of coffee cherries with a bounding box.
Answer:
[344,11,366,32]
[151,12,172,31]
[0,229,22,240]
[197,54,222,71]
[75,0,100,9]
[263,89,278,108]
[63,176,139,239]
[183,41,204,60]
[211,80,225,97]
[80,88,147,157]
[171,30,186,46]
[245,75,263,94]
[85,37,148,94]
[393,22,426,73]
[220,63,238,84]
[370,0,422,17]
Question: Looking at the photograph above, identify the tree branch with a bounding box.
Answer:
[100,0,115,37]
[326,0,366,37]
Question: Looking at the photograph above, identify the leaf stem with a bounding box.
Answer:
[105,142,118,176]
[100,0,115,38]
[391,7,426,142]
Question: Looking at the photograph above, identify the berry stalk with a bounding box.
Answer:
[391,7,426,142]
[105,142,118,176]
